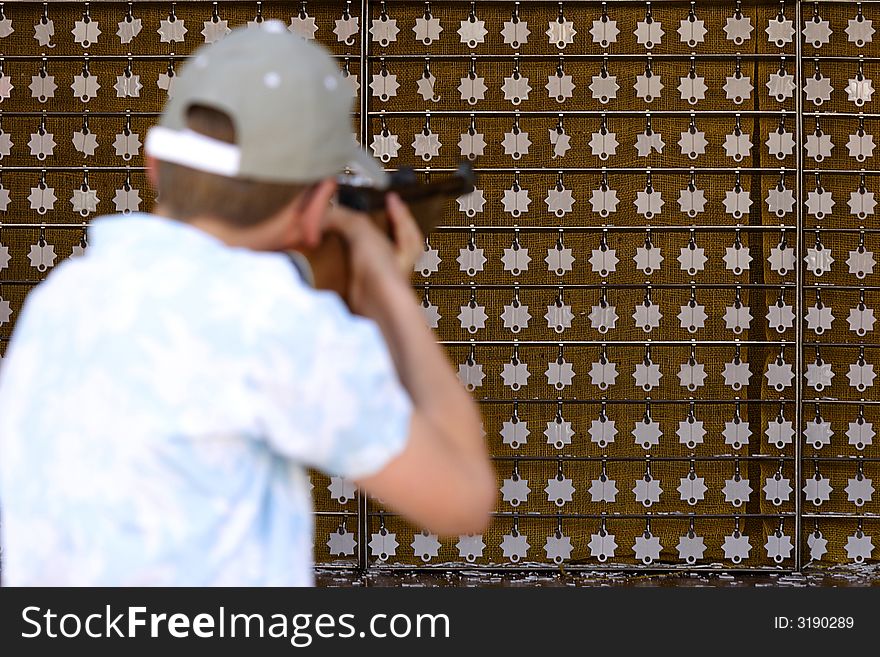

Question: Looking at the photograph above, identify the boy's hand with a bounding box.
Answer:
[323,193,423,316]
[384,192,424,276]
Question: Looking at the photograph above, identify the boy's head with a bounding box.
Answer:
[145,22,386,247]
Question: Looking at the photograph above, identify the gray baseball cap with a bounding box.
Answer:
[145,21,388,186]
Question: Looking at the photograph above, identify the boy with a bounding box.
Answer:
[0,23,494,586]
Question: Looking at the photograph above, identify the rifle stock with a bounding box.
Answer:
[293,162,476,301]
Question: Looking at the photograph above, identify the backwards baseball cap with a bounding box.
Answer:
[145,21,388,187]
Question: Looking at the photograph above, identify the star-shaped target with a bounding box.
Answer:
[677,16,707,46]
[808,531,828,561]
[635,19,664,49]
[633,476,662,507]
[501,477,531,507]
[459,17,488,47]
[805,131,834,161]
[29,73,56,102]
[72,129,98,157]
[500,532,529,562]
[117,16,143,44]
[722,532,751,563]
[804,74,834,106]
[845,475,875,506]
[763,475,793,505]
[634,244,663,274]
[27,240,56,271]
[766,15,795,46]
[678,474,708,505]
[158,17,187,43]
[456,535,485,562]
[678,74,708,104]
[634,533,663,564]
[412,131,442,161]
[768,244,796,275]
[368,529,398,560]
[501,359,530,390]
[724,14,753,44]
[500,418,529,449]
[723,419,752,449]
[335,15,360,45]
[544,533,573,564]
[589,247,618,276]
[73,18,101,47]
[546,244,575,275]
[633,303,662,333]
[804,16,832,48]
[722,476,752,506]
[589,130,618,160]
[847,16,875,46]
[546,71,575,102]
[589,73,619,103]
[457,75,487,104]
[678,128,708,159]
[328,476,356,504]
[634,72,663,102]
[370,16,398,45]
[846,76,875,106]
[501,73,531,105]
[588,303,618,333]
[544,417,575,447]
[848,305,876,337]
[677,534,706,564]
[678,361,707,391]
[589,476,618,503]
[765,359,794,390]
[114,72,142,99]
[590,18,619,47]
[766,417,795,449]
[589,531,617,561]
[632,418,662,448]
[289,14,318,40]
[327,528,357,556]
[370,71,399,100]
[420,301,440,329]
[803,475,833,505]
[202,17,231,43]
[545,476,575,507]
[501,245,531,275]
[844,532,874,563]
[411,532,441,562]
[501,18,529,48]
[589,417,617,448]
[588,359,618,391]
[415,244,440,277]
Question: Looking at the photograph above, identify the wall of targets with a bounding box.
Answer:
[0,1,877,573]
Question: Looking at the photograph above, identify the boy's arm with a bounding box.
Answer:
[325,196,496,535]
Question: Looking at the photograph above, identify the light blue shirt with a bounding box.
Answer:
[0,213,412,586]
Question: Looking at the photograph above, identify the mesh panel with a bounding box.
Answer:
[0,1,877,574]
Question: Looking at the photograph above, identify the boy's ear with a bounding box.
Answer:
[145,155,159,189]
[292,178,337,249]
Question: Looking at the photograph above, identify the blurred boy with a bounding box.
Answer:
[0,23,494,586]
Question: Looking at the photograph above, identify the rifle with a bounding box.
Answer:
[293,162,476,301]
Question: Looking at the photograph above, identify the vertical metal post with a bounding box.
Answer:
[793,0,804,572]
[357,0,372,575]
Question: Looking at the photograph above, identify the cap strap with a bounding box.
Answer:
[144,126,241,177]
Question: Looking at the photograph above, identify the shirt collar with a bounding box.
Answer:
[87,213,228,253]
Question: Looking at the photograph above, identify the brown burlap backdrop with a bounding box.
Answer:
[0,1,876,571]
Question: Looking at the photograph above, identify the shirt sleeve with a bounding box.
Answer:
[251,271,413,480]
